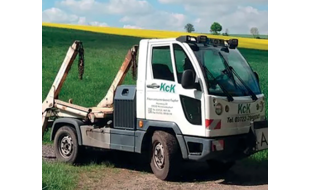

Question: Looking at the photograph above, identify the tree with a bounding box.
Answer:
[210,22,222,35]
[222,28,229,36]
[250,27,259,38]
[184,23,195,33]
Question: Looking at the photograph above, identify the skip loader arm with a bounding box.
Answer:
[97,45,138,108]
[42,41,83,138]
[42,42,138,138]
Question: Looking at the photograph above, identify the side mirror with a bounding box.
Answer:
[254,71,259,84]
[181,70,195,89]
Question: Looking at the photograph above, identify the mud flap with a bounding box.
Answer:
[243,124,257,155]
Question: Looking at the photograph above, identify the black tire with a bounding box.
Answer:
[207,160,235,173]
[150,131,181,180]
[54,126,80,164]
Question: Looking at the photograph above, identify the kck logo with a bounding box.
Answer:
[160,83,176,93]
[238,104,251,114]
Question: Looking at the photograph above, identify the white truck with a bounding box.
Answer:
[42,35,268,180]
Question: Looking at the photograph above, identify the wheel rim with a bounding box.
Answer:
[154,142,165,170]
[59,135,73,158]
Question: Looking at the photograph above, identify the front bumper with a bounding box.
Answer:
[183,120,268,162]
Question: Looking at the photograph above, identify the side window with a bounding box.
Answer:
[151,46,175,81]
[173,44,197,83]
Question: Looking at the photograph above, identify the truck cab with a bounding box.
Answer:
[45,35,268,181]
[136,35,267,156]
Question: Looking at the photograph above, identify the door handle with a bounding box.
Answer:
[147,83,160,89]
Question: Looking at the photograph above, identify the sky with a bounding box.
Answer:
[42,0,268,34]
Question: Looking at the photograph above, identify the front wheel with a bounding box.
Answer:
[54,126,80,164]
[150,131,181,181]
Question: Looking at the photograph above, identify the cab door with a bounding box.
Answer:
[145,42,206,137]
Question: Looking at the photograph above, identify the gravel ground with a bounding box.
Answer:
[42,145,268,190]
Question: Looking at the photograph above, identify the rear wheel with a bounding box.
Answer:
[54,126,80,164]
[150,131,181,180]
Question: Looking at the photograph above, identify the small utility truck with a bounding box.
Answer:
[42,35,268,180]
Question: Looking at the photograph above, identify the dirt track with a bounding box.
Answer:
[43,145,267,190]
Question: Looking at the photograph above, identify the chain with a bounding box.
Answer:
[131,46,138,80]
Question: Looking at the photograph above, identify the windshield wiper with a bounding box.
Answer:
[218,53,258,101]
[221,67,247,95]
[229,66,258,101]
[201,65,234,102]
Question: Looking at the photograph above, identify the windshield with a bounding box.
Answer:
[194,47,261,97]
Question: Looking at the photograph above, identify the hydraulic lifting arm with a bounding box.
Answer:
[42,41,84,137]
[42,41,138,138]
[97,45,138,108]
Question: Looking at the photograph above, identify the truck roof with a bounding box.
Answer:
[141,38,178,43]
[142,36,238,50]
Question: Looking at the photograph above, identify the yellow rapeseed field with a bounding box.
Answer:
[42,22,268,50]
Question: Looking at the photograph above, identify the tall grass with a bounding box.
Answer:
[42,161,79,190]
[42,160,115,190]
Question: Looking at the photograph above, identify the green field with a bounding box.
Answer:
[42,26,268,189]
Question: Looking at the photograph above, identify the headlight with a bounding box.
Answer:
[215,103,223,115]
